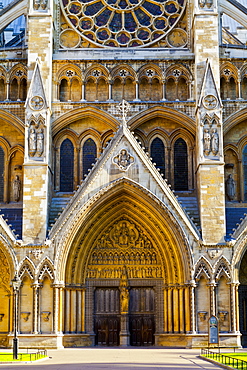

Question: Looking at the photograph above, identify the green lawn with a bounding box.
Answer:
[202,352,247,369]
[0,352,47,362]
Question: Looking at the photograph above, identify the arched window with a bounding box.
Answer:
[10,78,18,101]
[112,78,122,101]
[85,78,96,101]
[0,79,5,101]
[242,77,247,100]
[220,77,227,100]
[151,78,162,101]
[177,78,188,101]
[71,78,81,101]
[60,139,74,192]
[139,77,149,101]
[229,77,237,100]
[150,137,165,177]
[0,146,4,201]
[59,79,69,101]
[98,78,108,101]
[243,145,247,201]
[83,138,97,178]
[174,138,188,191]
[166,78,176,101]
[20,78,27,101]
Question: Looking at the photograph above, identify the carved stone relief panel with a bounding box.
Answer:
[27,117,45,159]
[87,218,163,279]
[113,149,134,171]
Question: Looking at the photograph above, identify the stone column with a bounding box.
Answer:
[230,282,239,333]
[5,81,10,101]
[161,80,166,101]
[208,281,216,316]
[190,281,196,334]
[32,283,40,334]
[134,80,139,101]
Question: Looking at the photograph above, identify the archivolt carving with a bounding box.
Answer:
[87,218,163,280]
[0,248,10,287]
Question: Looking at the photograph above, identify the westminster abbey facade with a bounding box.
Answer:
[0,0,247,349]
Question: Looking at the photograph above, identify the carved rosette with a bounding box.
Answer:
[87,218,163,279]
[113,149,134,171]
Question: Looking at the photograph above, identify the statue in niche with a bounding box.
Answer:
[226,174,236,201]
[211,128,219,156]
[36,128,44,157]
[113,149,134,171]
[29,127,37,157]
[203,128,211,156]
[120,287,129,313]
[40,0,48,9]
[13,175,21,202]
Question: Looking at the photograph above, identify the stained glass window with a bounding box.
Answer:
[61,0,186,47]
[60,139,74,192]
[83,139,97,178]
[174,138,188,191]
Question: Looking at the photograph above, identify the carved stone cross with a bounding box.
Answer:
[117,99,130,126]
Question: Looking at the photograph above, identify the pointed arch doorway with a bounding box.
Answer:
[62,181,192,347]
[88,217,160,347]
[239,250,247,346]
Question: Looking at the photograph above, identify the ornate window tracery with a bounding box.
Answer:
[60,0,186,48]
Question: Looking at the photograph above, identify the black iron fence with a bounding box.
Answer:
[201,348,247,370]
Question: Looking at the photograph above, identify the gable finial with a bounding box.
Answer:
[117,99,130,127]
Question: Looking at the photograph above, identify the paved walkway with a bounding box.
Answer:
[0,348,225,370]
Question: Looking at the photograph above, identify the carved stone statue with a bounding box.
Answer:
[36,128,44,157]
[226,174,236,201]
[211,128,219,156]
[203,128,211,156]
[120,288,129,313]
[13,175,21,202]
[29,128,37,157]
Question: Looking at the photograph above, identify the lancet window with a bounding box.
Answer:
[60,138,74,192]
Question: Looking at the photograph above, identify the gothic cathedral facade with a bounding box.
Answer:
[0,0,247,349]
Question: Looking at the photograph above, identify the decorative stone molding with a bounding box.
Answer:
[198,311,208,321]
[41,311,51,322]
[0,314,4,322]
[218,311,228,323]
[21,312,31,322]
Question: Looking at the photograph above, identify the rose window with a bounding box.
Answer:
[61,0,186,47]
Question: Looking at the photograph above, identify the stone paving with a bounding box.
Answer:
[0,348,225,370]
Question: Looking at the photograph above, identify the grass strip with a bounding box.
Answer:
[0,352,47,362]
[202,352,247,369]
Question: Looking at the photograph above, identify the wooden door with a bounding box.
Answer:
[239,285,247,347]
[94,288,120,346]
[129,287,155,346]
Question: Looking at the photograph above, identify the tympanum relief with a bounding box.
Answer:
[87,218,162,279]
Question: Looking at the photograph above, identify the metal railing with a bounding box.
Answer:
[201,348,247,370]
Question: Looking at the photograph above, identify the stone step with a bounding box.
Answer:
[0,208,23,238]
[48,196,72,228]
[177,196,201,230]
[226,208,247,238]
